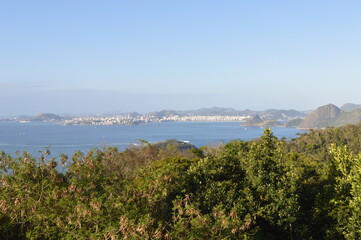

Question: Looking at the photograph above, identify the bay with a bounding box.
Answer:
[0,121,306,157]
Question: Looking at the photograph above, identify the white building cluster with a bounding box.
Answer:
[61,114,251,125]
[162,115,249,122]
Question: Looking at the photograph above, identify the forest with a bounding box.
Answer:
[1,123,361,239]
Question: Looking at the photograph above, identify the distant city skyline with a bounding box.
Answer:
[1,1,361,116]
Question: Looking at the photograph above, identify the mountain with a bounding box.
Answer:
[242,115,264,126]
[261,120,283,127]
[298,104,361,129]
[184,107,242,116]
[340,103,361,112]
[147,107,306,120]
[31,113,63,121]
[298,104,341,129]
[148,110,180,118]
[260,109,306,120]
[241,116,283,127]
[285,118,303,128]
[332,108,361,126]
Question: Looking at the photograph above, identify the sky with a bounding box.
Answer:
[1,1,361,116]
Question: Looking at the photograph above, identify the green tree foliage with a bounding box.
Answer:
[2,124,361,239]
[329,145,361,239]
[0,149,126,239]
[168,129,300,239]
[241,129,299,238]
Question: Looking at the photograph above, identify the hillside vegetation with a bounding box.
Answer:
[2,124,361,239]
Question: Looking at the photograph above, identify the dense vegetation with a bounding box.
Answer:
[2,123,361,239]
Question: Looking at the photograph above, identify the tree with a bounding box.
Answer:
[329,144,361,239]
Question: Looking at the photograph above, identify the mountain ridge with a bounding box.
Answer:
[298,103,361,129]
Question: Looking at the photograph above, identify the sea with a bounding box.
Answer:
[0,121,306,158]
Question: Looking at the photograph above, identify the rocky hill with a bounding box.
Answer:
[242,115,264,126]
[298,104,361,129]
[285,118,303,128]
[340,103,361,112]
[332,108,361,126]
[31,113,63,121]
[298,104,341,129]
[261,120,283,127]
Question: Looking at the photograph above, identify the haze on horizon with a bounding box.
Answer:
[1,1,361,116]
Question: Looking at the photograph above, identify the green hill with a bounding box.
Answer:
[152,139,197,151]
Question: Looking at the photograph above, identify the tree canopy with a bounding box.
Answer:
[2,123,361,239]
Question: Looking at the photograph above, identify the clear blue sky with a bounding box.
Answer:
[1,1,361,115]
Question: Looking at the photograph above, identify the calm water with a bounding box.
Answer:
[0,121,306,157]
